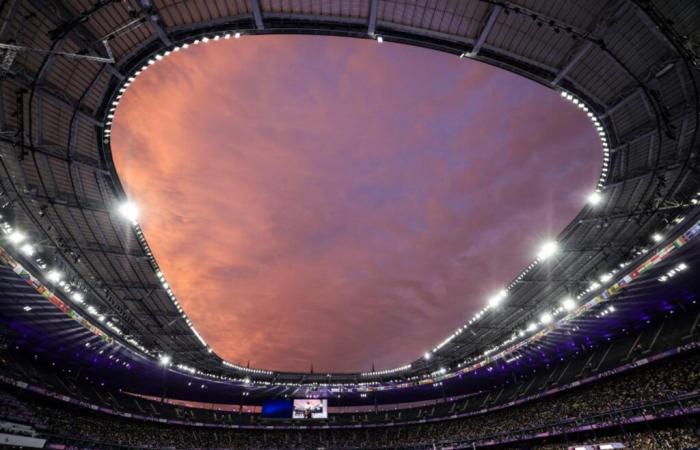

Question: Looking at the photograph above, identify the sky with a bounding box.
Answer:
[111,35,601,373]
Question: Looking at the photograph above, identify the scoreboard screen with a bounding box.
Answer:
[292,399,328,419]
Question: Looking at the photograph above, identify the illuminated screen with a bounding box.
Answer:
[292,399,328,419]
[261,399,293,419]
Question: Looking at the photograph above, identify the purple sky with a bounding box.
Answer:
[111,35,600,373]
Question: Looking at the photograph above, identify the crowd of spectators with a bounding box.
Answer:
[532,426,699,449]
[0,351,696,449]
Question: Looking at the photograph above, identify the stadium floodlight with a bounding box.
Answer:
[71,292,84,303]
[7,230,26,244]
[540,312,553,324]
[487,289,507,308]
[537,241,558,261]
[159,354,171,366]
[526,322,537,332]
[588,191,602,205]
[651,233,663,243]
[19,244,35,256]
[47,270,63,283]
[561,297,576,312]
[376,35,383,43]
[424,352,431,360]
[234,32,241,39]
[599,273,613,283]
[118,201,139,222]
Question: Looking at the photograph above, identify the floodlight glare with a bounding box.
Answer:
[537,241,558,261]
[159,354,171,366]
[19,244,35,256]
[588,191,602,205]
[487,289,507,308]
[651,233,663,243]
[7,230,26,244]
[46,270,63,283]
[540,312,553,324]
[424,352,431,360]
[561,297,576,312]
[526,322,537,332]
[118,201,139,222]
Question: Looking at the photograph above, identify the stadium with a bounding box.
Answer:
[0,0,699,448]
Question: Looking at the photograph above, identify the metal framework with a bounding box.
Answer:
[0,0,698,389]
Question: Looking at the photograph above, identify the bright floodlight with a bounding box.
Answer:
[600,273,613,283]
[540,312,553,324]
[651,233,663,243]
[376,35,383,43]
[7,231,26,244]
[526,322,537,332]
[487,289,507,308]
[46,270,63,283]
[71,292,84,303]
[19,244,35,256]
[118,201,139,222]
[159,354,171,366]
[537,241,558,261]
[424,352,431,360]
[588,191,602,205]
[561,297,576,312]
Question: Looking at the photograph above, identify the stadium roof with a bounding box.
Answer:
[0,0,698,393]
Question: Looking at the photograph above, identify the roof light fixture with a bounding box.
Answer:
[537,240,558,261]
[561,297,576,312]
[47,270,63,283]
[7,231,26,244]
[118,201,139,223]
[588,191,602,205]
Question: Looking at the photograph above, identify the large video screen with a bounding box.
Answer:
[261,399,293,419]
[292,399,328,419]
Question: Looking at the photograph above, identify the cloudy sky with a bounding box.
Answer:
[111,35,600,373]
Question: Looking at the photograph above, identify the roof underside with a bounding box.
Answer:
[0,0,699,386]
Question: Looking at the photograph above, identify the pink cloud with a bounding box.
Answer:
[111,35,600,372]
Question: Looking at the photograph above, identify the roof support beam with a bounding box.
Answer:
[33,85,103,127]
[552,42,592,86]
[471,5,501,56]
[610,129,656,153]
[601,87,643,119]
[43,242,147,260]
[605,161,683,189]
[21,191,111,215]
[29,0,116,66]
[17,141,109,176]
[138,0,172,46]
[367,0,379,36]
[0,0,21,41]
[101,281,161,291]
[249,0,264,30]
